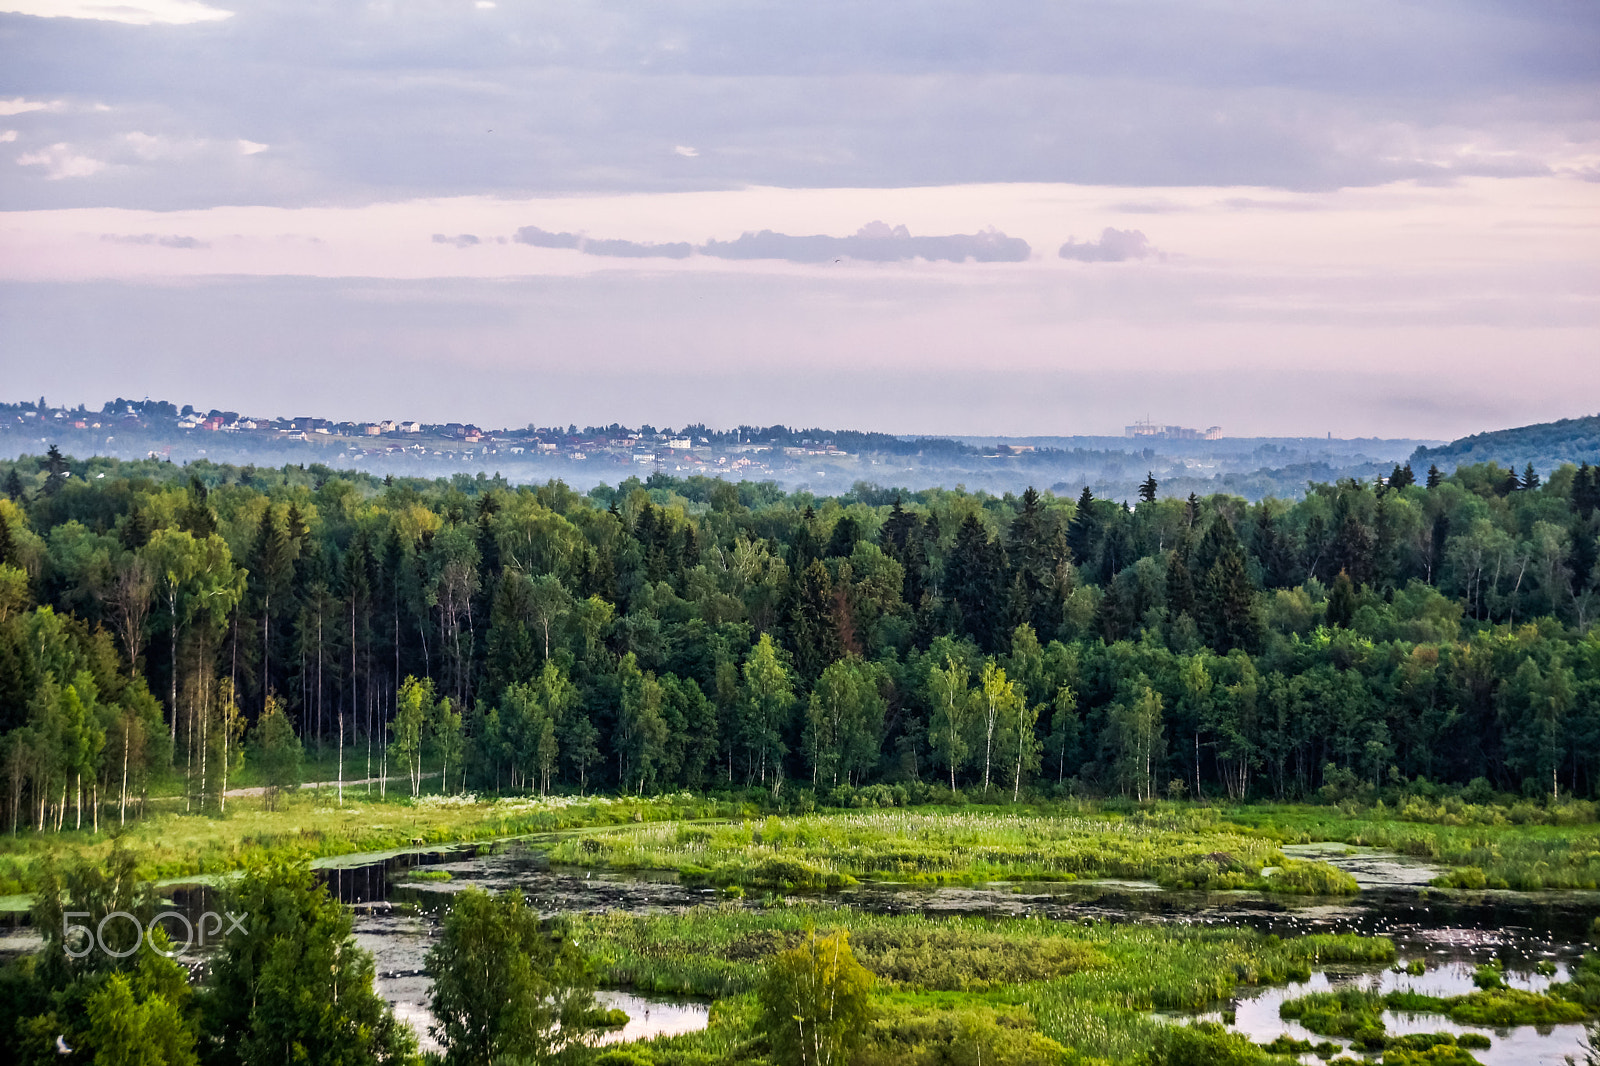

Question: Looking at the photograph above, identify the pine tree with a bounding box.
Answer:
[1165,550,1195,620]
[1253,503,1293,588]
[824,515,861,558]
[879,498,915,556]
[1327,571,1358,628]
[788,560,842,681]
[1007,487,1054,633]
[1522,462,1541,491]
[1426,463,1443,489]
[249,505,295,709]
[1574,463,1600,519]
[41,445,68,497]
[790,506,821,572]
[1197,526,1261,654]
[947,514,1006,651]
[1138,472,1158,503]
[176,476,217,537]
[1065,487,1098,564]
[120,505,152,551]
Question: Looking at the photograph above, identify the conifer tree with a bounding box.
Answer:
[1327,571,1358,628]
[1065,487,1098,564]
[1426,463,1443,488]
[1138,472,1158,503]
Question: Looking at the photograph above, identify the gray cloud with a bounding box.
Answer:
[512,226,693,258]
[431,233,480,248]
[1058,228,1155,263]
[510,220,1029,264]
[100,233,208,248]
[700,221,1029,263]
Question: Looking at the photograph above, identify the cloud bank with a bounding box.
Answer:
[512,221,1030,264]
[1059,227,1156,262]
[513,226,694,259]
[101,233,207,248]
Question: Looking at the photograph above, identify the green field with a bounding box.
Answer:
[572,904,1397,1064]
[548,805,1358,894]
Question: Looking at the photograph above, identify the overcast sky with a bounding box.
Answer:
[1,0,1597,437]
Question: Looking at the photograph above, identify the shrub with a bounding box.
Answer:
[1147,1021,1269,1065]
[1266,859,1360,896]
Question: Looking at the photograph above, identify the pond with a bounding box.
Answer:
[1223,963,1591,1065]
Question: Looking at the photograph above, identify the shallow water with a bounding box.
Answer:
[1224,962,1591,1065]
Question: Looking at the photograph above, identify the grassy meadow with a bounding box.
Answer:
[571,904,1398,1064]
[1223,801,1600,891]
[547,805,1361,894]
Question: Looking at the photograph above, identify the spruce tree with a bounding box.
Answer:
[177,476,217,537]
[249,506,295,708]
[824,514,861,558]
[1165,550,1195,620]
[1574,463,1599,518]
[2,468,22,501]
[1522,462,1541,491]
[1327,571,1358,628]
[1138,472,1158,503]
[947,513,1006,651]
[41,444,68,497]
[1065,487,1098,564]
[1199,544,1261,654]
[1426,463,1443,489]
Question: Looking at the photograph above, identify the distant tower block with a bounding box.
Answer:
[1124,419,1222,441]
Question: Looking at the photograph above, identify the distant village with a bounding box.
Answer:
[1,397,1425,502]
[0,397,972,484]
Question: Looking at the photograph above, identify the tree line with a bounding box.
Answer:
[2,448,1599,826]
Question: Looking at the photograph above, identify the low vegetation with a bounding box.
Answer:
[1279,981,1594,1044]
[573,902,1395,1063]
[549,806,1361,894]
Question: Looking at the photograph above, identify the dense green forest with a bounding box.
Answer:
[3,447,1600,834]
[1413,414,1600,474]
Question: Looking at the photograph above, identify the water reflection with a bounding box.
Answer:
[1225,961,1590,1066]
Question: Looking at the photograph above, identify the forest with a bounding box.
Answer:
[2,446,1600,837]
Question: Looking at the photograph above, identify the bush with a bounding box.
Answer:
[594,1052,653,1066]
[1146,1021,1268,1065]
[1266,859,1360,896]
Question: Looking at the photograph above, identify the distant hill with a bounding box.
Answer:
[1411,414,1600,474]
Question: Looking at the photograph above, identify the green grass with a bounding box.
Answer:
[1280,984,1593,1039]
[1223,803,1600,891]
[569,903,1394,1064]
[9,790,1599,899]
[0,783,734,894]
[549,806,1349,893]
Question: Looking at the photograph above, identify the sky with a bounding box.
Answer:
[1,0,1597,439]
